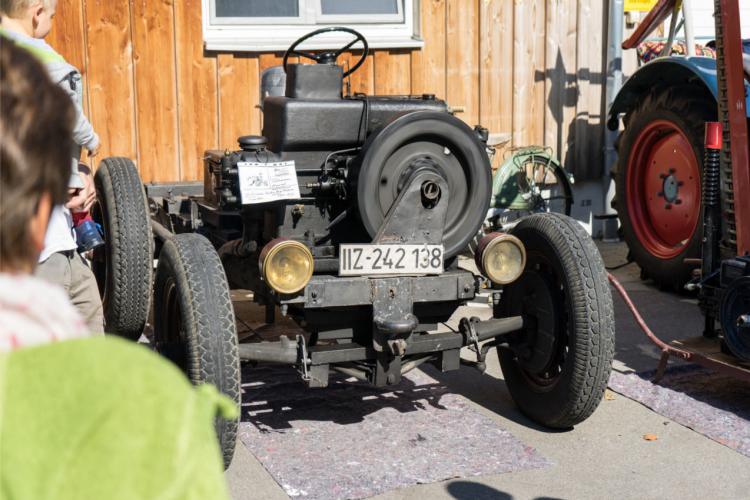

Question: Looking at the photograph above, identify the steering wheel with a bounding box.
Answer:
[283,27,369,78]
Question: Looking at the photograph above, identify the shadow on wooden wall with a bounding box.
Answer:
[48,0,608,184]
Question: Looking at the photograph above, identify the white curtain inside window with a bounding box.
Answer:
[215,0,299,18]
[320,0,398,16]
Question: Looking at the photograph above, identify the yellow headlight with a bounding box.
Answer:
[476,232,526,285]
[259,239,314,294]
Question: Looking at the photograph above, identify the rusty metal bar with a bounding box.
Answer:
[608,273,750,383]
[717,0,750,254]
[621,0,678,49]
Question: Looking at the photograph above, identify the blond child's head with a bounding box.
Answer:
[0,0,57,38]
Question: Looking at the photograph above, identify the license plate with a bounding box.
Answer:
[339,244,444,276]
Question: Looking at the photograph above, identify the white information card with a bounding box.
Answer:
[237,161,301,204]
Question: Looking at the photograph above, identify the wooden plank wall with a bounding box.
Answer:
[48,0,608,183]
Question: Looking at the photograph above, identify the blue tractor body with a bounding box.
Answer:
[608,56,750,131]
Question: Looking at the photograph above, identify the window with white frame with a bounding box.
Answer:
[202,0,422,52]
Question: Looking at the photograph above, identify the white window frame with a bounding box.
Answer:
[209,0,306,26]
[315,0,404,25]
[202,0,423,52]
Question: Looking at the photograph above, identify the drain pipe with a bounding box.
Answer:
[602,0,625,242]
[682,0,696,56]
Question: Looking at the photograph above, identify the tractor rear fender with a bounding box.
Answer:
[607,57,750,131]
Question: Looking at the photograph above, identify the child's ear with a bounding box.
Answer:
[29,192,52,256]
[31,3,44,24]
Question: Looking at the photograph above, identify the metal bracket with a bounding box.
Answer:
[297,334,310,381]
[458,315,524,372]
[374,353,402,387]
[307,364,330,388]
[369,170,451,353]
[372,278,417,353]
[459,316,486,371]
[374,170,450,246]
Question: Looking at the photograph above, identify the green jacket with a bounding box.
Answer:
[0,337,235,500]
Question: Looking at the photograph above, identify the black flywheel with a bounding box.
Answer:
[354,111,491,258]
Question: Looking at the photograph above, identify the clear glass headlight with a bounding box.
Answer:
[259,239,314,294]
[475,232,526,285]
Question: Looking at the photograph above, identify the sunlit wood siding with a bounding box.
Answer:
[48,0,607,182]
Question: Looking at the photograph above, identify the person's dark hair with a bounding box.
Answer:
[1,38,74,270]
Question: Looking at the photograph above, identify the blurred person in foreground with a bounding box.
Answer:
[1,0,104,333]
[0,19,87,349]
[0,42,234,500]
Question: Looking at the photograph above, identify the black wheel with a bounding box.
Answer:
[92,157,153,340]
[283,26,368,77]
[497,213,615,428]
[720,277,750,361]
[355,111,492,259]
[153,234,240,469]
[613,87,715,290]
[468,148,574,255]
[490,148,573,224]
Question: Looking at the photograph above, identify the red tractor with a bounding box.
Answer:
[610,0,750,361]
[609,0,749,291]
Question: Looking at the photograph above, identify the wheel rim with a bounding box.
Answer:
[626,119,701,259]
[158,276,189,374]
[721,278,750,360]
[514,155,572,215]
[503,252,570,391]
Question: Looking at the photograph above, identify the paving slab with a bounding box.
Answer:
[610,365,750,458]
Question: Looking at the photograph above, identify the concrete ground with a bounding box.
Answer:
[226,241,750,500]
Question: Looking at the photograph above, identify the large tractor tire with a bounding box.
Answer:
[613,87,716,290]
[497,213,615,428]
[153,234,240,469]
[92,157,153,340]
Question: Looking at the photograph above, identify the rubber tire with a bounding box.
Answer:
[93,157,153,340]
[498,213,615,428]
[613,87,715,290]
[153,234,241,469]
[720,277,750,361]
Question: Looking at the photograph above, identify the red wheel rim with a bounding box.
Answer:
[626,120,701,259]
